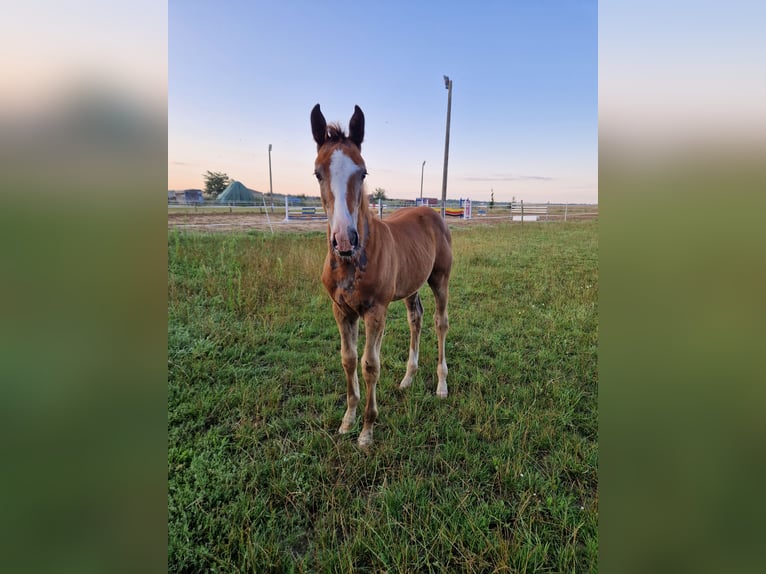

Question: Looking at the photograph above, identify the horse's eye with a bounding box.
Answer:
[314,170,322,182]
[362,171,367,180]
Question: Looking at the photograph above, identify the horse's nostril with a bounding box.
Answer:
[349,228,359,248]
[332,236,338,249]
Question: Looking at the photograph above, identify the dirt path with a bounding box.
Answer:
[168,212,328,232]
[167,211,523,233]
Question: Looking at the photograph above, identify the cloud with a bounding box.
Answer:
[461,173,554,182]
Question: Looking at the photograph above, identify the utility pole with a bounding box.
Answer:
[268,143,273,210]
[440,75,453,219]
[420,160,426,202]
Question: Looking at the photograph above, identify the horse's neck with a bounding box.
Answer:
[361,210,380,246]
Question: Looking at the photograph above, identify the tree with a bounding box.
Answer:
[372,187,387,202]
[203,171,230,197]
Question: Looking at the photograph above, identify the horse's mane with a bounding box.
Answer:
[326,123,348,143]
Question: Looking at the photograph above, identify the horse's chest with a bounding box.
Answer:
[325,273,385,316]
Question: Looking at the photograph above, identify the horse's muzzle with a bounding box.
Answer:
[332,226,359,257]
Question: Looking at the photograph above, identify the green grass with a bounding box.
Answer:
[168,221,598,573]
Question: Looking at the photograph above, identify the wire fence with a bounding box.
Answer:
[168,196,598,223]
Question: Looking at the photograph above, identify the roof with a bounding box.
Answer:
[215,181,259,204]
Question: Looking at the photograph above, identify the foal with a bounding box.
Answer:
[311,104,452,447]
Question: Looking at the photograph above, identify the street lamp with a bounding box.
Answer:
[268,143,273,209]
[420,160,426,202]
[440,75,452,219]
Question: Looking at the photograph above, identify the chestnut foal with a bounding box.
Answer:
[311,104,452,447]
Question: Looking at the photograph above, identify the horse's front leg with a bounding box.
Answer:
[359,305,387,447]
[333,304,360,434]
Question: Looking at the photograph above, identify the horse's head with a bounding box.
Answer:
[311,104,368,258]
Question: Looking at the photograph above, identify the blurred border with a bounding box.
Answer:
[600,1,765,572]
[0,2,167,572]
[4,1,765,572]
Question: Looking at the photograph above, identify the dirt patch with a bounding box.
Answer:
[168,211,327,233]
[167,210,593,233]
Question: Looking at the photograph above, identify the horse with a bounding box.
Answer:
[311,104,453,447]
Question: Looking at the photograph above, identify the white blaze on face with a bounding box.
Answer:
[328,149,362,253]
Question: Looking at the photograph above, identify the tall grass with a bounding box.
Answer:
[168,221,598,572]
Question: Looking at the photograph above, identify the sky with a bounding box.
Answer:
[169,0,597,203]
[599,1,766,149]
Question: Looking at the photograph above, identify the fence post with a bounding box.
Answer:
[521,200,524,225]
[564,203,568,222]
[379,201,383,219]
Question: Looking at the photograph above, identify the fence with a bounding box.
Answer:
[369,200,596,222]
[283,198,327,221]
[168,202,275,213]
[169,195,597,223]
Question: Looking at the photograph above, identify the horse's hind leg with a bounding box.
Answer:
[428,272,450,398]
[399,292,423,390]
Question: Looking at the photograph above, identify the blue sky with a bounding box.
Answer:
[169,0,597,203]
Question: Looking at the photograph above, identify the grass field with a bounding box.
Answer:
[168,221,598,572]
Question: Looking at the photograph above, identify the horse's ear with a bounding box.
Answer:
[349,105,365,149]
[311,104,327,149]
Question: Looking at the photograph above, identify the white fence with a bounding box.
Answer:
[282,196,327,221]
[373,200,597,222]
[169,196,598,223]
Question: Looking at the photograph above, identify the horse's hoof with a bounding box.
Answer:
[436,385,448,398]
[398,378,413,390]
[358,430,373,448]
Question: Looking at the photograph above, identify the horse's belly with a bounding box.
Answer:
[393,271,430,301]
